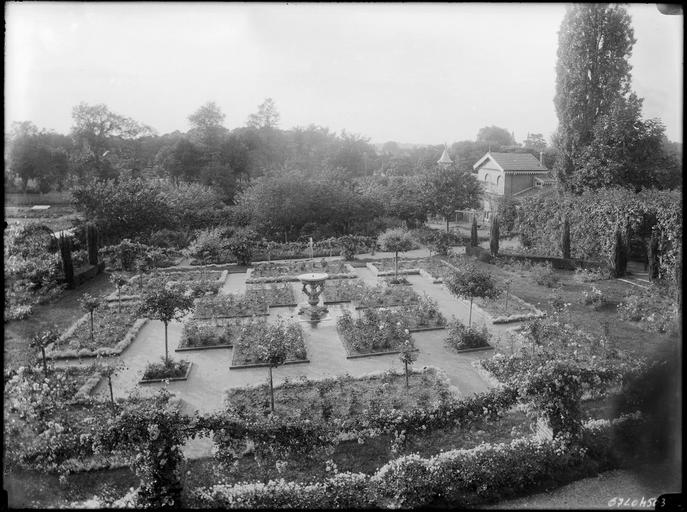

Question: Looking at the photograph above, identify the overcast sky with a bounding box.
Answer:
[5,2,683,145]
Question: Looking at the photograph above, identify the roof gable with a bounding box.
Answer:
[473,152,548,172]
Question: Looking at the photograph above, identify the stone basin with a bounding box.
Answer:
[297,272,329,283]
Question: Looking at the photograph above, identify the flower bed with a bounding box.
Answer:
[366,259,421,277]
[177,319,244,350]
[108,270,227,301]
[354,284,420,309]
[225,366,453,421]
[444,320,492,352]
[246,260,356,283]
[617,288,678,334]
[230,319,308,368]
[46,303,147,359]
[400,295,447,331]
[194,293,268,319]
[337,308,415,357]
[323,279,365,304]
[245,283,297,307]
[140,358,191,383]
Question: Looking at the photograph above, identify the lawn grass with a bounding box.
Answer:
[451,254,678,361]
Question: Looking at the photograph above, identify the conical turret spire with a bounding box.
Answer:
[438,143,453,166]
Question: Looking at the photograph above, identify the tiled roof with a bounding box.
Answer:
[475,152,547,172]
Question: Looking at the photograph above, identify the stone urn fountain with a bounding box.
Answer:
[297,272,329,322]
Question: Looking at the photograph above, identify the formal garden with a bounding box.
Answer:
[3,6,682,502]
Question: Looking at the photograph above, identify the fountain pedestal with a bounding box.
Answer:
[297,272,329,322]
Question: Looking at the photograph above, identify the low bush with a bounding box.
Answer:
[337,308,413,355]
[142,358,189,380]
[444,320,491,351]
[573,266,612,283]
[581,286,607,310]
[179,320,235,348]
[531,262,559,287]
[617,289,678,334]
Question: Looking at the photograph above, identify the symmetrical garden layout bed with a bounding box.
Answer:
[46,302,147,359]
[322,279,364,304]
[353,284,421,309]
[106,269,228,302]
[224,366,453,421]
[245,283,297,307]
[245,260,356,283]
[176,318,253,351]
[336,309,418,359]
[230,319,309,369]
[194,293,269,319]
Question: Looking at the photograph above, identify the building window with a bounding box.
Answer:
[484,173,488,182]
[496,175,501,187]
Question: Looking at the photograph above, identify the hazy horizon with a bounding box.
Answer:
[5,3,683,145]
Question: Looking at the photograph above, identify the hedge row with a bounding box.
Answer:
[190,413,646,508]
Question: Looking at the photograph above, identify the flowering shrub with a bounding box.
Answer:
[99,239,180,271]
[401,295,447,330]
[231,318,307,367]
[581,285,607,310]
[179,320,235,348]
[337,309,413,355]
[444,320,491,351]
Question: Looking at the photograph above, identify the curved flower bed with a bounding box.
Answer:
[337,308,415,357]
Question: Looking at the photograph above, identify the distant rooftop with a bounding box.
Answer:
[473,152,547,172]
[437,146,453,165]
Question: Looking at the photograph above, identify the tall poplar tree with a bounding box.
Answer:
[553,4,636,190]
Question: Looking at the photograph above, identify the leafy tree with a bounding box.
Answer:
[226,227,259,266]
[159,137,204,184]
[188,101,227,153]
[137,283,194,363]
[71,102,153,179]
[327,130,376,178]
[489,216,500,256]
[445,265,500,327]
[378,228,415,281]
[523,133,547,152]
[72,177,172,240]
[573,94,677,192]
[109,272,129,313]
[476,126,515,148]
[30,329,59,376]
[399,340,417,389]
[254,320,291,412]
[247,98,281,129]
[553,4,636,189]
[424,167,482,233]
[78,293,102,343]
